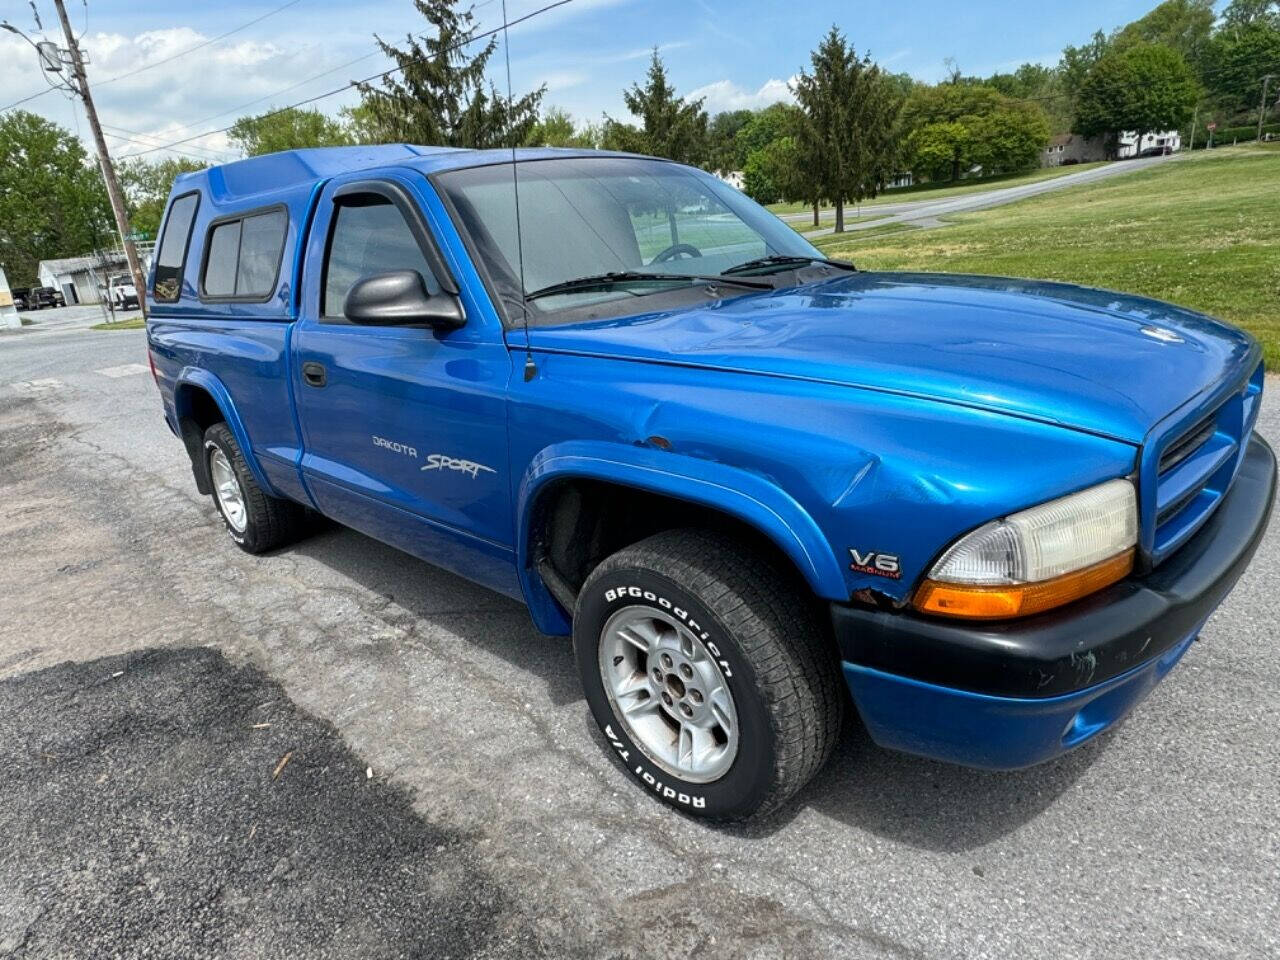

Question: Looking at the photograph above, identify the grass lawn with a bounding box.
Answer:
[765,161,1111,217]
[815,144,1280,367]
[91,316,146,330]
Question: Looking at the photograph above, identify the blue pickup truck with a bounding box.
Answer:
[146,145,1275,820]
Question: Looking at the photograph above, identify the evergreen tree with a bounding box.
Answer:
[605,50,709,164]
[355,0,544,147]
[792,27,903,231]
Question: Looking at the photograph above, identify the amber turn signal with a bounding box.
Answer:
[913,548,1135,620]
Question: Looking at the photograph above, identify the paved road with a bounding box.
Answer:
[788,156,1170,238]
[1,326,1277,958]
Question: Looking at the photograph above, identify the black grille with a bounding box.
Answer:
[1158,414,1216,475]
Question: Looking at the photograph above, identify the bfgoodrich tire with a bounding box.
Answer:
[574,529,844,821]
[203,423,309,554]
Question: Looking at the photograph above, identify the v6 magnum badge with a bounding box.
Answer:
[849,548,901,579]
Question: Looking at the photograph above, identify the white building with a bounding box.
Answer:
[36,243,153,306]
[1116,130,1181,158]
[716,170,746,191]
[37,253,125,305]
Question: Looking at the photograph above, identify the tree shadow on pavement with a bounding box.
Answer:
[288,524,1100,853]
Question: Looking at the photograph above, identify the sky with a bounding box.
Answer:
[0,0,1170,163]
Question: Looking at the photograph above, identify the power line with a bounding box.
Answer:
[0,0,304,114]
[101,122,233,156]
[141,47,387,144]
[115,0,575,160]
[95,0,303,88]
[100,125,233,162]
[124,3,498,147]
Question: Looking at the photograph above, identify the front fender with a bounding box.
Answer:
[173,367,279,497]
[516,439,848,635]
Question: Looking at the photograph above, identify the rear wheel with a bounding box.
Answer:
[203,423,309,554]
[574,529,844,821]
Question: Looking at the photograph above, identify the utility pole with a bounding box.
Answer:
[1189,103,1199,151]
[1259,74,1276,143]
[49,0,148,316]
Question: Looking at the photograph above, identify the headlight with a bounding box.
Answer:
[914,479,1137,620]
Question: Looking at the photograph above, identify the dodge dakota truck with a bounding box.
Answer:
[146,145,1275,820]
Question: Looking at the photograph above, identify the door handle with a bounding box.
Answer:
[302,362,327,387]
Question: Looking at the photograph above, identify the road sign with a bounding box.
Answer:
[126,231,150,241]
[1207,122,1217,131]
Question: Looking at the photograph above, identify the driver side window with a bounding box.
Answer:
[322,196,440,320]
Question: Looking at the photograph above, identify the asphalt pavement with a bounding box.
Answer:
[0,320,1277,958]
[788,155,1170,237]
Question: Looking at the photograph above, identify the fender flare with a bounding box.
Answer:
[516,440,848,635]
[173,367,278,497]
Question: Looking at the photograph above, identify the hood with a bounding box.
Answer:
[526,272,1259,443]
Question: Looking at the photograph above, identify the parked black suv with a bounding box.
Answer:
[28,286,65,309]
[11,287,30,310]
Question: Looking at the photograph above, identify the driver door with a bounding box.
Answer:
[291,170,518,595]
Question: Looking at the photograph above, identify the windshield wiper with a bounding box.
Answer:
[720,255,857,277]
[525,270,771,302]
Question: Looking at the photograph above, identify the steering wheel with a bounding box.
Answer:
[651,242,703,264]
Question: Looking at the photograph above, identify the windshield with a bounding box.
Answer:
[436,156,822,320]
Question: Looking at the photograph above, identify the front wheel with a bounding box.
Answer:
[574,529,844,821]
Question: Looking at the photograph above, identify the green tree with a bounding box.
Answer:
[117,157,206,239]
[969,103,1052,173]
[706,109,754,172]
[1202,21,1280,116]
[228,107,353,157]
[1076,44,1199,146]
[339,102,382,144]
[355,0,544,147]
[906,121,973,181]
[1060,30,1111,103]
[735,103,802,160]
[0,111,112,284]
[524,106,597,147]
[792,27,903,232]
[742,136,805,204]
[606,49,708,164]
[1222,0,1280,30]
[900,82,1048,180]
[986,63,1056,99]
[1112,0,1216,68]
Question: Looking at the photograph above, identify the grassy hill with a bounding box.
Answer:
[815,144,1280,367]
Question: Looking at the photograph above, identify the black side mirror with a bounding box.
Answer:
[344,270,465,329]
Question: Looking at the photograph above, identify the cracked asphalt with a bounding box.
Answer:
[1,319,1278,958]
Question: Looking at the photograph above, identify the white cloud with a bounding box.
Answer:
[687,76,795,114]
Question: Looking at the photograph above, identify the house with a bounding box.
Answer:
[36,243,153,306]
[1042,133,1108,167]
[1116,130,1181,158]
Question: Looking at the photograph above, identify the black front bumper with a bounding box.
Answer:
[832,434,1277,699]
